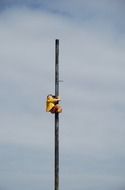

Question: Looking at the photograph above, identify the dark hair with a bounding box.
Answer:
[47,94,54,98]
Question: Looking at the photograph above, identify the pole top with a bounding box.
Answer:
[55,39,59,43]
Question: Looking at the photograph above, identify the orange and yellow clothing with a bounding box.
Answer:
[46,96,61,112]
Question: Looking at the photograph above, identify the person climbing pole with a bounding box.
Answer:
[46,94,62,114]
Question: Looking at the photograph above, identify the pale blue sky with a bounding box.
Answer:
[0,1,125,190]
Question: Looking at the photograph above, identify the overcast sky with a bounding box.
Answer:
[0,1,125,190]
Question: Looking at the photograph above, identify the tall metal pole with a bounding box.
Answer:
[55,39,59,190]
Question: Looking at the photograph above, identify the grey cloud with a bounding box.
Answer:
[1,0,125,36]
[1,0,125,21]
[0,144,53,190]
[0,6,125,190]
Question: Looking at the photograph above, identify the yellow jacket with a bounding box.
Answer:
[46,96,61,112]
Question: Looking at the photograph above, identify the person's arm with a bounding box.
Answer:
[47,96,61,103]
[55,96,61,101]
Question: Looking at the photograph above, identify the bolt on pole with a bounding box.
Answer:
[55,39,59,190]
